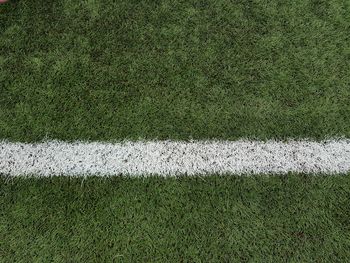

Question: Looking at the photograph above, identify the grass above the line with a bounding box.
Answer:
[1,0,350,142]
[2,174,350,262]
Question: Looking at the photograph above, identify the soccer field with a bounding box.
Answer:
[1,0,350,261]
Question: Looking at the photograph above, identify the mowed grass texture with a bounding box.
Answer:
[1,0,350,141]
[1,175,350,262]
[1,1,350,262]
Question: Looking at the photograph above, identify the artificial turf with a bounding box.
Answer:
[1,175,350,262]
[1,1,350,262]
[1,0,350,142]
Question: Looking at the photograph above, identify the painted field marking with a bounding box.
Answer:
[0,140,349,176]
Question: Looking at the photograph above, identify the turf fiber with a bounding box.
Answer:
[1,0,350,141]
[1,0,350,262]
[2,175,350,262]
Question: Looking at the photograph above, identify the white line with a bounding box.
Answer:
[0,140,350,176]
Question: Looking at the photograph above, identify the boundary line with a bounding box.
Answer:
[1,140,349,176]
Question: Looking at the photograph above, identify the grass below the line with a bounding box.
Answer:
[2,174,350,262]
[1,0,350,141]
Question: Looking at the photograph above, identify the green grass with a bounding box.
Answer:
[1,0,350,142]
[1,175,350,262]
[1,1,350,262]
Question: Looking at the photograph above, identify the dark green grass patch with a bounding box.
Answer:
[1,175,350,262]
[1,0,350,142]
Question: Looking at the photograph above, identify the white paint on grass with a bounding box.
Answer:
[0,140,349,176]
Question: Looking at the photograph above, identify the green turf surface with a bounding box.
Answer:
[1,0,350,142]
[1,175,350,262]
[1,1,350,261]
